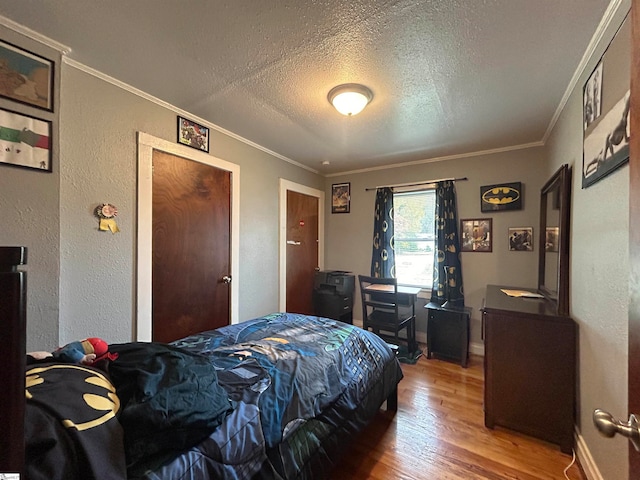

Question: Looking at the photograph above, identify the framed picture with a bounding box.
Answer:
[331,182,350,213]
[508,227,533,251]
[545,227,559,252]
[0,39,54,111]
[582,14,631,188]
[460,218,492,252]
[0,107,51,172]
[480,182,522,212]
[177,116,210,152]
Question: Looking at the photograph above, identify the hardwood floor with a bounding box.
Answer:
[333,351,585,479]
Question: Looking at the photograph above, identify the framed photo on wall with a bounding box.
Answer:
[177,116,210,152]
[460,218,492,252]
[582,14,631,188]
[0,107,51,172]
[331,182,350,213]
[508,227,533,251]
[0,39,54,111]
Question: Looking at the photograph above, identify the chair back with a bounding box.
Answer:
[358,275,401,323]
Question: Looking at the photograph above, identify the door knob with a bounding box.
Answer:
[593,409,640,451]
[221,275,232,284]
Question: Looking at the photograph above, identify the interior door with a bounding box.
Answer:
[151,149,231,342]
[629,0,640,474]
[286,190,319,314]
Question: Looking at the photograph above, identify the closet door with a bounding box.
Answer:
[151,150,231,342]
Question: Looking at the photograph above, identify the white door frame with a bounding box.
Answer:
[136,132,240,341]
[278,179,325,311]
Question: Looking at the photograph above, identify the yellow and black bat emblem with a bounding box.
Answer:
[481,183,522,210]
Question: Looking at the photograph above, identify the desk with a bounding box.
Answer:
[364,284,421,304]
[425,302,471,367]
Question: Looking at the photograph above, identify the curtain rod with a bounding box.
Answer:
[364,177,468,191]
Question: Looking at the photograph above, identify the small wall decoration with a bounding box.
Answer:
[545,227,559,252]
[0,107,51,172]
[0,39,54,111]
[177,116,209,152]
[582,14,631,188]
[508,227,533,251]
[331,182,350,213]
[95,203,120,234]
[480,182,522,212]
[460,218,492,252]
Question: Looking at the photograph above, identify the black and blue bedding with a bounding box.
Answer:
[25,312,403,480]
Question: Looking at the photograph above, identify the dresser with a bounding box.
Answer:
[482,284,576,454]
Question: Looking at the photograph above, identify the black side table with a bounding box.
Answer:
[425,302,472,367]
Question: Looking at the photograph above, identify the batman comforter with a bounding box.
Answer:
[25,313,403,480]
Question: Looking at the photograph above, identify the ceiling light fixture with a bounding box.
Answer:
[328,83,373,116]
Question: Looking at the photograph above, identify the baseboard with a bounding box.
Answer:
[575,428,604,480]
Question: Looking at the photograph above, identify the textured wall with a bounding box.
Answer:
[0,25,61,351]
[545,4,631,478]
[54,65,322,347]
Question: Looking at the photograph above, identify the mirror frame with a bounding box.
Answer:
[538,164,571,316]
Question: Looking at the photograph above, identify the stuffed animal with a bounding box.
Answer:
[28,338,117,365]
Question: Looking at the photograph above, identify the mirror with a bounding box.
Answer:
[538,164,571,316]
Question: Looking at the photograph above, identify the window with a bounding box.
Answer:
[394,189,436,287]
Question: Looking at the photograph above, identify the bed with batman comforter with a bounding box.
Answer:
[25,312,403,480]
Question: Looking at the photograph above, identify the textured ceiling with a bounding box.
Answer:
[0,0,612,174]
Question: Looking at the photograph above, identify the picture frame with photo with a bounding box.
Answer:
[0,107,52,172]
[582,14,631,188]
[177,116,210,152]
[331,182,350,213]
[508,227,533,252]
[460,218,492,252]
[545,227,559,252]
[0,39,54,111]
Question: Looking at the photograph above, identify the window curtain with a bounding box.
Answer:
[370,187,395,278]
[430,181,464,306]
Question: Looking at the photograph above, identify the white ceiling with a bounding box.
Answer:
[0,0,613,175]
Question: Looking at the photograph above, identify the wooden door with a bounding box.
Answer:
[152,150,231,342]
[629,0,640,475]
[286,190,319,314]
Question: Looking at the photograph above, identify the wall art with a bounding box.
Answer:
[0,107,51,172]
[0,39,54,111]
[582,14,630,188]
[460,218,492,252]
[331,182,350,213]
[480,182,522,212]
[508,227,533,251]
[177,116,210,152]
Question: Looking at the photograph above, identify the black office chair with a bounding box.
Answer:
[358,275,417,354]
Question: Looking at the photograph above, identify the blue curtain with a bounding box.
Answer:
[430,181,464,306]
[370,187,395,278]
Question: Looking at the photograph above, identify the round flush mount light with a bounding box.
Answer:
[328,83,373,116]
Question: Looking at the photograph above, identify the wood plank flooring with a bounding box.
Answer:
[333,351,585,479]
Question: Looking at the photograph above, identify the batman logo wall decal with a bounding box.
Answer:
[480,182,523,212]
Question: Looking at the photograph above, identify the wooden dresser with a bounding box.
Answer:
[482,284,576,454]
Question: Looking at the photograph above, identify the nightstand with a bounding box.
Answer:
[425,302,471,367]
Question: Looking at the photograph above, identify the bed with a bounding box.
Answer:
[3,248,404,479]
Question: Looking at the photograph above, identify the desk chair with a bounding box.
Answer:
[358,275,417,354]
